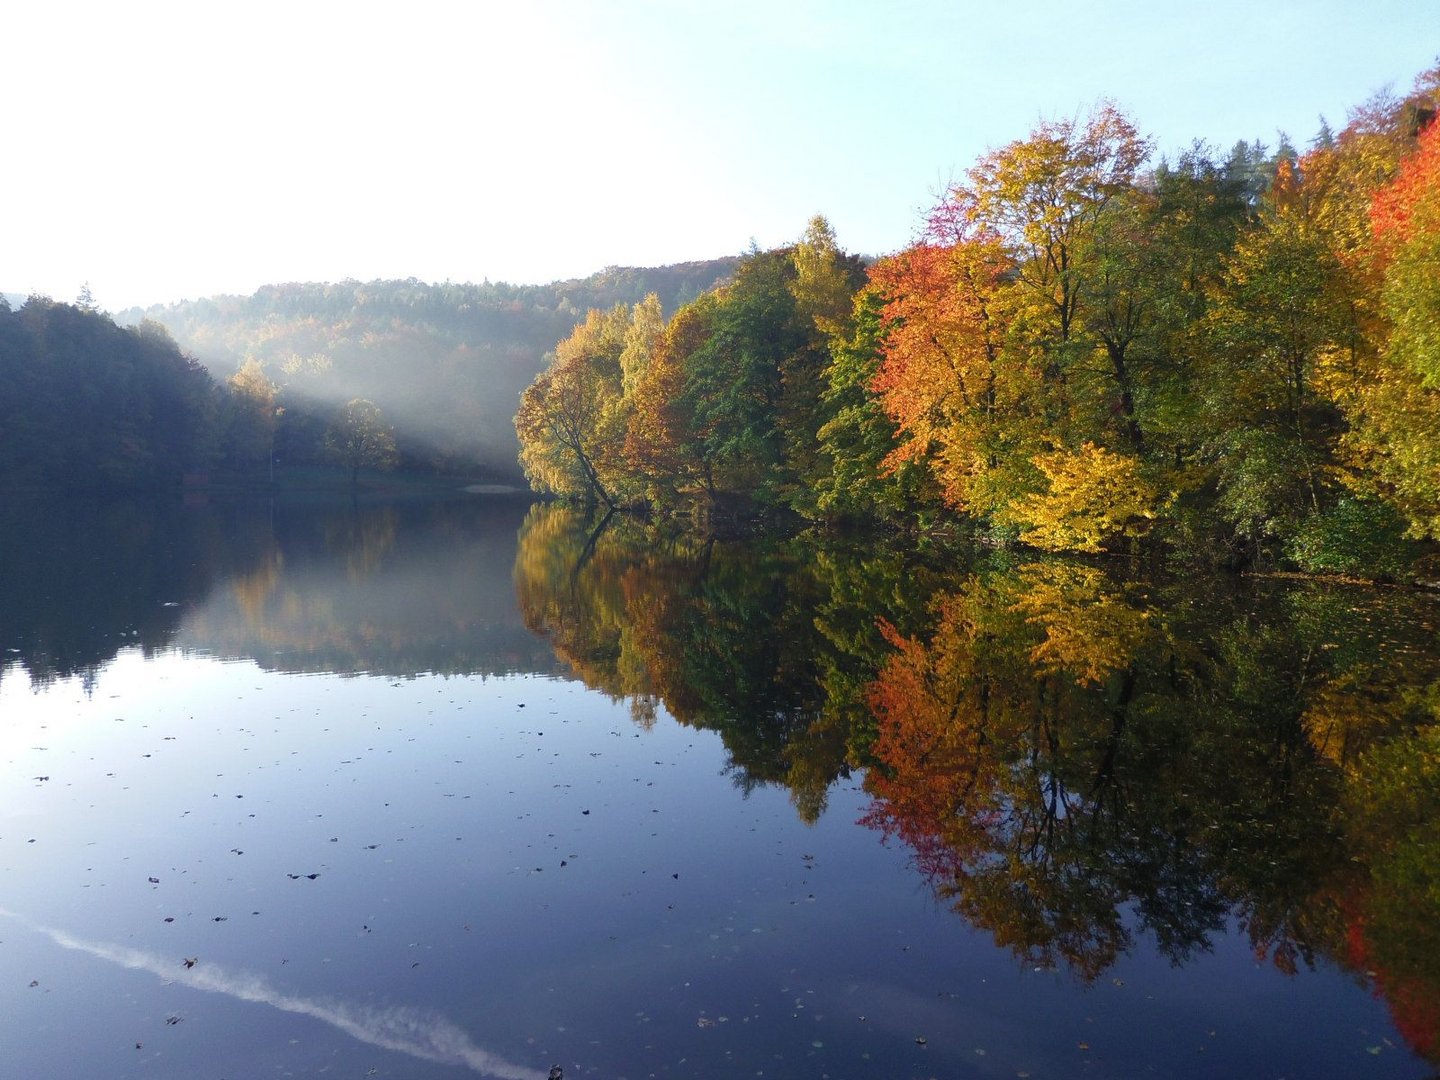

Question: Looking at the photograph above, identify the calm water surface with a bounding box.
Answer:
[2,496,1437,1079]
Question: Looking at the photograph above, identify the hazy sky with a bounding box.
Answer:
[6,0,1436,310]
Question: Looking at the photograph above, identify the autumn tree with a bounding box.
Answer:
[965,104,1153,443]
[619,293,665,396]
[221,357,280,474]
[813,288,933,519]
[1336,108,1440,538]
[515,305,632,507]
[997,441,1160,552]
[868,233,1034,521]
[326,398,397,488]
[1189,76,1438,559]
[790,214,858,340]
[498,67,1437,566]
[623,292,718,501]
[867,106,1167,547]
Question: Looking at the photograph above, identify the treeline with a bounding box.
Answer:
[0,261,742,490]
[124,260,741,478]
[517,67,1440,573]
[0,295,405,490]
[0,297,217,488]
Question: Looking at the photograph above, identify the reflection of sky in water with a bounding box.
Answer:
[1,650,1426,1079]
[2,908,544,1080]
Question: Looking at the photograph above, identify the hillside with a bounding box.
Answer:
[119,259,741,479]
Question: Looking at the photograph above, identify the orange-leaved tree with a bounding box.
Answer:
[1337,112,1440,538]
[868,233,1036,518]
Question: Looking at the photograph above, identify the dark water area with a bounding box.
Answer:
[2,497,1438,1079]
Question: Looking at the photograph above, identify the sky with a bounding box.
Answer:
[4,0,1436,311]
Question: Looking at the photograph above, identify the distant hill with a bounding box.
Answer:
[118,260,741,479]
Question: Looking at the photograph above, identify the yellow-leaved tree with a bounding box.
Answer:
[998,441,1159,552]
[515,305,633,507]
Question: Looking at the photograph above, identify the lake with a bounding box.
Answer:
[2,495,1437,1079]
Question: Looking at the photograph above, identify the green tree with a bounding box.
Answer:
[679,249,809,502]
[813,288,932,519]
[1198,159,1356,551]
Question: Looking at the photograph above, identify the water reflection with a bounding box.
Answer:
[515,504,1440,1065]
[515,505,846,820]
[2,908,545,1080]
[0,495,555,685]
[4,497,1438,1072]
[0,498,221,688]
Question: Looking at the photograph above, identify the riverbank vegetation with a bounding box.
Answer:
[516,67,1440,576]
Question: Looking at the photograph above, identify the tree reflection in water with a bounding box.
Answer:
[515,504,1440,1064]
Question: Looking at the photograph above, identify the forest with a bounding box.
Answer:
[121,261,741,478]
[0,296,217,489]
[0,261,742,491]
[516,67,1440,576]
